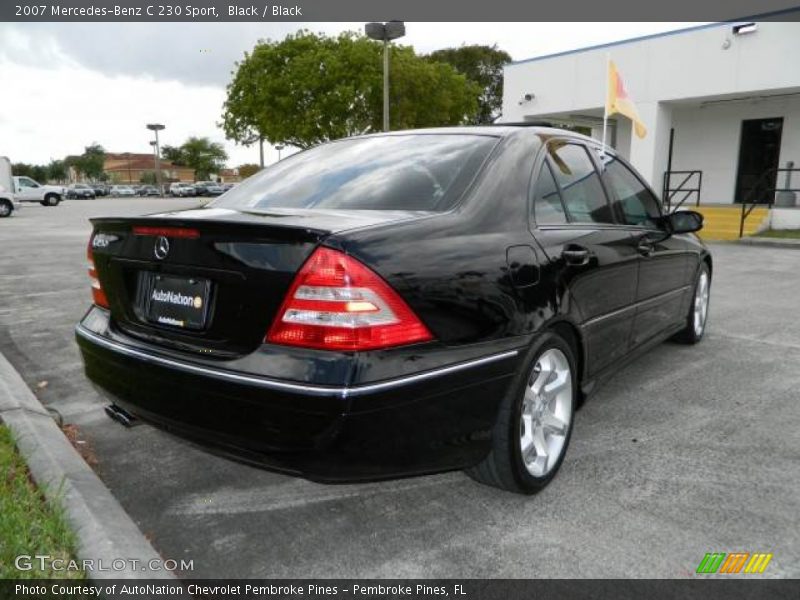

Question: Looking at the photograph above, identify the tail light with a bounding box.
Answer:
[87,238,109,309]
[267,247,433,351]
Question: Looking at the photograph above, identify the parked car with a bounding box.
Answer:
[137,186,160,197]
[93,185,108,197]
[110,185,136,197]
[195,181,224,196]
[76,126,710,494]
[0,156,20,218]
[221,183,236,192]
[67,183,96,199]
[13,176,66,206]
[169,182,196,197]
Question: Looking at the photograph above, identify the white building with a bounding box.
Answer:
[501,21,800,219]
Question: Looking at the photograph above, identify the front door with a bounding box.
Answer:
[14,177,41,201]
[734,117,783,204]
[530,142,638,377]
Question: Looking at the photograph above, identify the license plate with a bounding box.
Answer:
[144,273,211,330]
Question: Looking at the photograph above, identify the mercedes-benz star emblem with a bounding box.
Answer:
[154,236,170,260]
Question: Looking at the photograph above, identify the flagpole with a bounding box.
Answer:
[601,53,610,160]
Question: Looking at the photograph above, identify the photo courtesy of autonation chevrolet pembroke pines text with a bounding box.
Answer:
[0,0,798,598]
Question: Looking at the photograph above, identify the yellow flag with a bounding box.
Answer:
[607,60,647,139]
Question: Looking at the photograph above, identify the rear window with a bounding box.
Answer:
[213,134,497,212]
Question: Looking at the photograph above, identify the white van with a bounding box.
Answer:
[0,157,19,218]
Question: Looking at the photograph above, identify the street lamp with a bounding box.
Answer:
[275,144,285,161]
[365,21,405,132]
[146,123,165,195]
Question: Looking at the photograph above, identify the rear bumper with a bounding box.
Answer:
[76,308,522,482]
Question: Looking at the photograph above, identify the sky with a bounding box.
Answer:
[0,22,704,169]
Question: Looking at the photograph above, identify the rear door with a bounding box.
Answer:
[530,140,638,377]
[596,150,690,346]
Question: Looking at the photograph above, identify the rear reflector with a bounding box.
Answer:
[132,226,200,239]
[266,247,433,351]
[87,238,109,309]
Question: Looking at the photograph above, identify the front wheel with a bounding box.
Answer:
[466,332,577,494]
[673,263,710,344]
[42,194,61,207]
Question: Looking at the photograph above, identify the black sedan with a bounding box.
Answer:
[76,126,710,493]
[67,183,96,199]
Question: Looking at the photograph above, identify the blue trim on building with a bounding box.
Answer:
[507,8,800,68]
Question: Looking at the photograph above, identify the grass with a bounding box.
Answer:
[0,424,82,579]
[757,229,800,239]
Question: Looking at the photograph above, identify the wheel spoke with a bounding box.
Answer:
[532,426,548,468]
[541,411,567,436]
[544,371,569,397]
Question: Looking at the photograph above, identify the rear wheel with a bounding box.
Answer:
[0,199,12,217]
[466,332,577,494]
[673,263,710,344]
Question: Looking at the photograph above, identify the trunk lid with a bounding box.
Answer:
[89,206,430,357]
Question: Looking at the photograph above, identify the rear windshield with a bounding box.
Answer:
[212,134,497,212]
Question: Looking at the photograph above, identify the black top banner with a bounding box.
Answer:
[3,0,800,21]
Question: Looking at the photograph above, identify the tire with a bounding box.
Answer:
[0,199,12,218]
[43,194,61,207]
[466,331,578,494]
[673,263,711,344]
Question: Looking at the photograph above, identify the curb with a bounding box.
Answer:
[0,351,176,581]
[738,236,800,250]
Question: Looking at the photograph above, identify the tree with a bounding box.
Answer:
[140,171,157,184]
[177,137,228,180]
[221,31,480,149]
[73,144,105,181]
[426,45,512,124]
[237,163,261,178]
[161,145,185,166]
[47,159,67,183]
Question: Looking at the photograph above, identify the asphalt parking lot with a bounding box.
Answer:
[1,198,798,579]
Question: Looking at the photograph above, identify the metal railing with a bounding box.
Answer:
[739,165,800,237]
[662,170,702,212]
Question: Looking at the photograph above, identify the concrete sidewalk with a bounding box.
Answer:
[0,350,175,580]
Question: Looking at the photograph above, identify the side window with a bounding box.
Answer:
[547,143,613,224]
[603,156,662,228]
[20,178,35,188]
[532,160,567,225]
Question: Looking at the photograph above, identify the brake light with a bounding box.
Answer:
[266,247,433,351]
[87,238,109,309]
[132,226,200,239]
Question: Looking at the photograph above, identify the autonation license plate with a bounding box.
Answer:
[145,273,211,330]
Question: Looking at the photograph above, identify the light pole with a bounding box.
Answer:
[365,21,405,132]
[275,144,285,162]
[146,123,165,195]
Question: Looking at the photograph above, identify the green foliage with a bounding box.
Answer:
[221,30,480,149]
[47,160,67,182]
[426,45,512,124]
[0,426,82,579]
[237,163,261,178]
[139,171,157,184]
[161,145,185,166]
[179,137,228,180]
[66,144,105,181]
[12,163,49,182]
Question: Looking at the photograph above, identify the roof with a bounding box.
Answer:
[507,9,799,67]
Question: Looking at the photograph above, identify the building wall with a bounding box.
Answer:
[670,96,800,203]
[502,22,800,198]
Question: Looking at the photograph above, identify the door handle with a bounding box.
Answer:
[637,241,654,257]
[562,246,591,266]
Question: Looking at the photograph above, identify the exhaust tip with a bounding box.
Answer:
[104,404,140,428]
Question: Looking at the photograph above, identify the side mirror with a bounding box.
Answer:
[667,210,703,234]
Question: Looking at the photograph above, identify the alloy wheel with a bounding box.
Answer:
[519,348,573,478]
[693,271,710,336]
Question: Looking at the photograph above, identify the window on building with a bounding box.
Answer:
[603,156,662,228]
[547,143,613,224]
[532,160,567,225]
